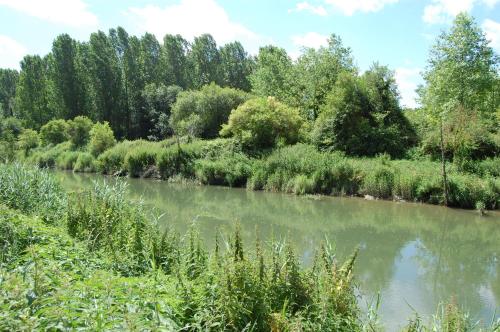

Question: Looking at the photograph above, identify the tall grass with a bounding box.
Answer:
[0,163,66,223]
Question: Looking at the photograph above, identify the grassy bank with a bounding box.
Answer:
[1,163,498,331]
[25,138,500,210]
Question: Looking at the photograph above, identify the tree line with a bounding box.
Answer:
[0,13,498,163]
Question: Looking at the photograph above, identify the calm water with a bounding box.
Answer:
[55,171,500,331]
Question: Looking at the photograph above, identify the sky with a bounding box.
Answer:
[0,0,499,108]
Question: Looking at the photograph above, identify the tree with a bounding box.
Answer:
[15,55,53,129]
[160,34,190,88]
[88,31,124,137]
[88,122,116,156]
[361,64,417,157]
[171,83,248,138]
[17,128,40,155]
[312,72,374,155]
[142,83,182,140]
[219,41,253,91]
[420,13,500,203]
[40,119,69,146]
[139,33,161,85]
[292,34,356,119]
[250,46,293,103]
[0,69,19,117]
[110,27,147,139]
[49,34,87,119]
[220,97,304,150]
[67,116,93,148]
[189,34,222,88]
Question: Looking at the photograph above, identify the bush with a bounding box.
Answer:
[88,122,116,157]
[28,141,72,168]
[55,151,80,170]
[157,140,207,179]
[74,152,97,173]
[170,83,249,138]
[17,128,39,155]
[361,165,395,199]
[312,70,416,157]
[194,153,252,187]
[448,174,498,209]
[67,116,93,148]
[248,144,359,195]
[220,97,304,151]
[96,140,135,174]
[124,142,162,177]
[39,119,69,146]
[0,116,23,139]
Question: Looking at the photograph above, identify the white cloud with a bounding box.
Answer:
[288,2,328,16]
[324,0,399,15]
[0,35,27,69]
[126,0,270,55]
[395,67,422,109]
[483,19,500,51]
[291,32,329,49]
[0,0,98,28]
[423,0,499,24]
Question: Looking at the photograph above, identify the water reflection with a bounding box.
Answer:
[56,171,500,331]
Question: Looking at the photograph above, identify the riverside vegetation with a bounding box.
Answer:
[0,13,499,210]
[1,163,499,331]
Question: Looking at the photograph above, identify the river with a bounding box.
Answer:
[55,171,500,331]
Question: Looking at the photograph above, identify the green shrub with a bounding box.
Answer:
[74,152,97,173]
[55,151,80,170]
[96,140,135,174]
[171,83,249,138]
[220,97,304,151]
[17,128,39,155]
[28,141,72,168]
[194,153,252,187]
[40,119,69,146]
[448,174,498,209]
[67,116,93,148]
[157,140,205,179]
[361,165,395,199]
[124,143,162,177]
[88,122,116,157]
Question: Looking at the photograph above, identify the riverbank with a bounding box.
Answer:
[25,138,499,210]
[0,165,495,331]
[2,163,499,331]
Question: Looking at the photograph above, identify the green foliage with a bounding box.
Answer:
[96,140,138,174]
[194,153,252,187]
[248,144,360,195]
[312,69,416,157]
[74,152,97,172]
[55,150,80,170]
[0,116,24,138]
[142,83,182,140]
[291,34,356,118]
[221,97,304,151]
[0,163,66,223]
[39,119,69,146]
[28,141,72,168]
[123,141,163,177]
[157,140,207,179]
[67,115,93,148]
[88,121,116,157]
[170,83,248,138]
[0,69,19,117]
[250,45,294,103]
[17,128,39,155]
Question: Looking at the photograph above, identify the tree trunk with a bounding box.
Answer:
[440,118,449,206]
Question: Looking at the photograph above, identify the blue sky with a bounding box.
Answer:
[0,0,499,107]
